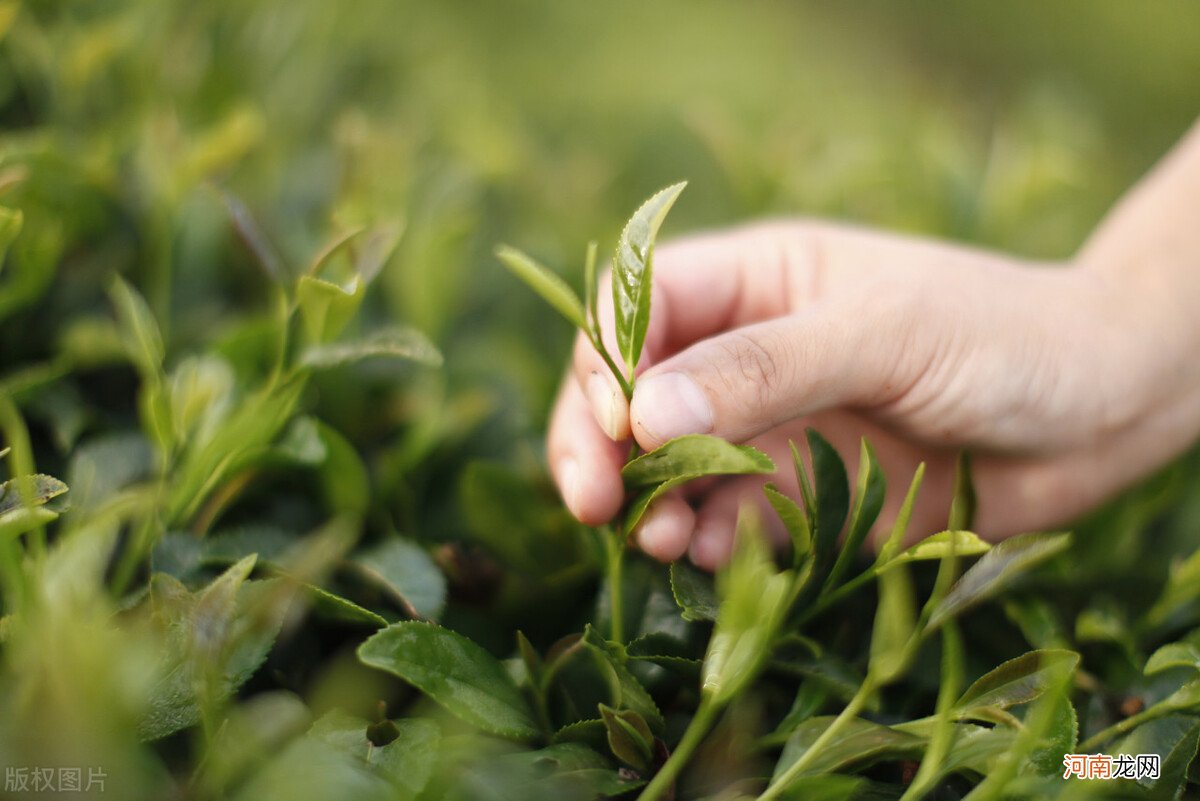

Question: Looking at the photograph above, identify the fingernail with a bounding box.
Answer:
[586,372,621,440]
[635,372,714,442]
[559,457,581,515]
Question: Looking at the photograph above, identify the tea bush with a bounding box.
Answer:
[2,2,1200,799]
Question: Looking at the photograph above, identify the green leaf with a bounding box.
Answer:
[928,531,1071,630]
[670,560,718,622]
[598,704,653,771]
[765,483,812,564]
[222,191,285,281]
[354,538,447,621]
[878,530,991,572]
[108,275,165,378]
[0,206,23,270]
[584,240,600,337]
[582,625,664,732]
[954,650,1080,713]
[1110,715,1200,799]
[357,621,540,741]
[868,551,916,684]
[622,433,774,487]
[495,244,587,331]
[773,717,923,780]
[611,182,686,377]
[0,473,68,516]
[1145,641,1200,675]
[305,584,388,628]
[825,439,886,591]
[877,463,925,564]
[299,326,442,370]
[296,274,365,344]
[313,420,371,516]
[702,507,794,706]
[806,429,850,562]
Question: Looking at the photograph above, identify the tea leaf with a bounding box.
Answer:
[354,538,447,621]
[299,326,443,370]
[598,704,653,771]
[1145,641,1200,675]
[878,530,991,571]
[582,625,664,732]
[825,439,886,591]
[357,621,540,741]
[773,716,923,780]
[948,451,976,531]
[928,532,1071,630]
[1110,715,1200,797]
[702,507,794,706]
[806,429,850,563]
[0,206,22,270]
[223,192,285,281]
[108,275,165,378]
[296,274,364,344]
[670,560,718,622]
[765,483,812,564]
[305,584,388,628]
[621,434,774,487]
[868,553,916,684]
[0,474,68,516]
[495,244,587,331]
[954,650,1080,713]
[612,182,686,376]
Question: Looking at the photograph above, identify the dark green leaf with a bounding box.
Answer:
[928,532,1072,630]
[947,451,976,531]
[354,538,447,621]
[496,244,587,331]
[598,704,653,771]
[357,621,540,741]
[1110,715,1200,799]
[806,429,850,562]
[611,182,686,376]
[826,439,886,591]
[773,717,923,780]
[955,650,1079,713]
[622,434,774,487]
[670,560,718,622]
[0,473,68,516]
[581,625,663,732]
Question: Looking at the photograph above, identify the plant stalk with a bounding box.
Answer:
[605,526,626,644]
[637,697,721,801]
[758,679,875,801]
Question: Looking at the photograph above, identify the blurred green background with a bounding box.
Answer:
[3,1,1200,796]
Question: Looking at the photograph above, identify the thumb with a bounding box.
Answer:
[628,292,930,450]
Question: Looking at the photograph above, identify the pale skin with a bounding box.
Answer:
[548,119,1200,570]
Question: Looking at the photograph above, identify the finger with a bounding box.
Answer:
[634,491,695,563]
[547,374,626,526]
[629,291,925,451]
[688,476,788,570]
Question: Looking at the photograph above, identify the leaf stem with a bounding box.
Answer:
[637,697,721,801]
[591,333,633,401]
[1079,706,1161,751]
[758,678,875,801]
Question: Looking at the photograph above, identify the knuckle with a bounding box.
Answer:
[715,330,787,414]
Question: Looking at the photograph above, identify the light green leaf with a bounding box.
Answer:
[354,538,447,621]
[702,507,794,705]
[0,473,68,516]
[1145,641,1200,675]
[296,273,365,344]
[305,584,388,628]
[611,182,686,377]
[954,650,1080,713]
[622,433,774,487]
[877,463,925,564]
[670,560,718,622]
[357,621,540,741]
[298,326,442,370]
[878,530,991,572]
[765,484,811,564]
[495,244,587,331]
[0,206,22,270]
[868,553,916,684]
[108,275,164,378]
[928,532,1071,630]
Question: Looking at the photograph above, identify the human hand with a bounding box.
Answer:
[547,210,1200,569]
